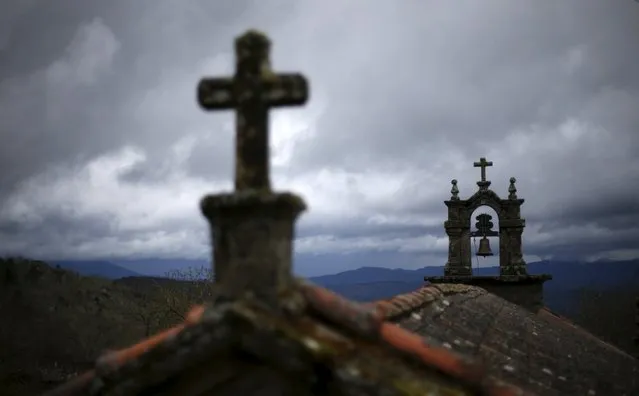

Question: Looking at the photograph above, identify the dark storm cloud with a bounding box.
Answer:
[0,0,274,199]
[286,2,639,173]
[0,0,638,267]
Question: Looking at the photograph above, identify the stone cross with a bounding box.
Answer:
[198,30,309,192]
[198,30,309,306]
[473,157,493,182]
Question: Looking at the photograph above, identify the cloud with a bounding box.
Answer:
[46,18,120,87]
[0,0,638,274]
[0,16,121,195]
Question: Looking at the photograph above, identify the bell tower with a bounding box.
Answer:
[425,157,552,312]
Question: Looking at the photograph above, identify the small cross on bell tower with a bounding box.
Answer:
[473,157,493,190]
[197,30,309,307]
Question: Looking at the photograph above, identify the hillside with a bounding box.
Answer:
[51,260,141,279]
[0,258,189,395]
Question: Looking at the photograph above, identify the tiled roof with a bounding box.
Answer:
[44,281,639,396]
[536,307,635,358]
[44,281,534,396]
[386,285,639,396]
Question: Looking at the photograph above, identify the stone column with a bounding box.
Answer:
[444,227,470,276]
[201,191,306,305]
[460,228,473,274]
[499,221,527,276]
[498,227,510,273]
[444,199,472,276]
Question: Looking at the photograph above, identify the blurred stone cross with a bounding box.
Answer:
[197,30,309,192]
[473,157,493,182]
[197,30,309,306]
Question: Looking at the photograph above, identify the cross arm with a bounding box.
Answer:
[198,78,235,110]
[473,160,493,167]
[262,73,309,107]
[197,73,309,110]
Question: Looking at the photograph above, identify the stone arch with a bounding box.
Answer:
[443,178,527,277]
[468,204,500,268]
[463,189,504,227]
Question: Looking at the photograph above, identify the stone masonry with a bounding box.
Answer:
[425,158,552,312]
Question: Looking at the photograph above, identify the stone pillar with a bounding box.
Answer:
[498,227,509,273]
[444,200,472,276]
[499,214,528,276]
[201,192,306,305]
[460,228,472,273]
[499,226,527,276]
[444,227,471,276]
[498,197,527,276]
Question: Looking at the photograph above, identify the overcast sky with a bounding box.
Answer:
[1,0,638,275]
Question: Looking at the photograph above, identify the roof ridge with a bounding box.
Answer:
[370,283,485,320]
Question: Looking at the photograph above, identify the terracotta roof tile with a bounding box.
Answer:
[372,283,483,320]
[44,280,639,396]
[291,282,532,396]
[299,281,384,339]
[96,305,205,370]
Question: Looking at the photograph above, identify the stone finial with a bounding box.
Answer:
[197,30,309,306]
[508,177,518,200]
[450,179,460,200]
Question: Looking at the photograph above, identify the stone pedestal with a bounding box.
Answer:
[200,191,306,305]
[424,275,552,313]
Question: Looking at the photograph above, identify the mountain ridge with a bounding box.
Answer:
[51,258,639,294]
[31,257,639,325]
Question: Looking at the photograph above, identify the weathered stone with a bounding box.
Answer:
[395,291,639,396]
[198,30,309,192]
[430,157,552,311]
[473,157,492,180]
[201,191,306,305]
[197,30,309,307]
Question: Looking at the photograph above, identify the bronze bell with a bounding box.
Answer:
[476,236,494,257]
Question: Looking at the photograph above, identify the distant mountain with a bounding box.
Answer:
[51,258,639,289]
[315,280,425,302]
[310,260,639,289]
[308,260,639,307]
[51,260,141,279]
[48,258,639,312]
[527,260,639,291]
[310,266,435,285]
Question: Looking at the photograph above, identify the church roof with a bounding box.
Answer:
[378,285,639,396]
[44,281,639,396]
[44,282,535,396]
